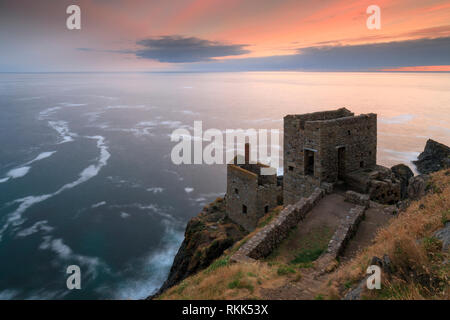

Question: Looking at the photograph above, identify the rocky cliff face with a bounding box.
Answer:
[150,197,247,298]
[414,139,450,174]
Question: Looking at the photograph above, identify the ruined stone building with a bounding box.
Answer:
[283,107,400,205]
[226,107,401,232]
[226,144,282,231]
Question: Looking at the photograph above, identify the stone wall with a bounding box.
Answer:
[317,205,366,272]
[326,205,366,258]
[315,113,377,182]
[230,188,325,263]
[345,190,370,208]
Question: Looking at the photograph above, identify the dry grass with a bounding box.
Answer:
[159,206,286,300]
[159,260,277,300]
[324,170,450,300]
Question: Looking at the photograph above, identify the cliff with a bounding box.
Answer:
[150,197,247,298]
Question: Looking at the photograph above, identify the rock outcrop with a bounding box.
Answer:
[346,165,401,205]
[407,174,431,200]
[391,164,414,199]
[413,139,450,174]
[150,198,247,298]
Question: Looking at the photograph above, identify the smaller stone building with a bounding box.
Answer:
[226,144,282,231]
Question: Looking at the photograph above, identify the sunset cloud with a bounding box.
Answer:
[186,36,450,71]
[134,36,250,63]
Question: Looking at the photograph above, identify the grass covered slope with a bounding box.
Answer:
[159,170,449,300]
[325,169,449,300]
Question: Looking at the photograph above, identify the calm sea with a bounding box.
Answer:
[0,72,449,299]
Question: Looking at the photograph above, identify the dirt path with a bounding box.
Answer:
[266,193,354,264]
[257,194,394,300]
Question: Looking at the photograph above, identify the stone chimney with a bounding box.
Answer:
[245,143,250,164]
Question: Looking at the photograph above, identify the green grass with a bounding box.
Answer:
[291,248,326,264]
[290,225,333,264]
[227,272,254,293]
[205,256,229,274]
[277,265,296,276]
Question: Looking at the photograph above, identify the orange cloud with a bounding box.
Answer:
[381,65,450,71]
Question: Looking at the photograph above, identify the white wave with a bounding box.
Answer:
[120,212,130,219]
[16,96,43,101]
[106,126,154,137]
[114,220,184,299]
[38,107,61,119]
[382,149,420,163]
[147,187,164,194]
[0,136,110,241]
[136,121,158,127]
[27,151,56,164]
[16,220,54,238]
[48,120,77,144]
[164,169,184,181]
[91,201,106,208]
[0,289,20,300]
[110,203,177,223]
[84,111,105,122]
[179,110,198,115]
[379,114,415,124]
[198,192,225,199]
[0,151,56,183]
[105,105,146,110]
[5,166,30,179]
[184,187,194,194]
[59,102,87,107]
[39,236,107,278]
[91,95,118,100]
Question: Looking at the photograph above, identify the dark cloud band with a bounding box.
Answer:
[134,36,250,63]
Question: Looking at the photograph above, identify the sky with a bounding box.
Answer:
[0,0,450,72]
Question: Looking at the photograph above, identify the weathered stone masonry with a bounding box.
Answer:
[283,108,377,205]
[226,144,281,232]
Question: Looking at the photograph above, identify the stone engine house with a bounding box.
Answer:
[283,108,378,204]
[226,144,282,231]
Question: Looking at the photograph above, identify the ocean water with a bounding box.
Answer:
[0,72,449,299]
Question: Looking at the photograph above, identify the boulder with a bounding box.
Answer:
[433,222,450,252]
[407,174,431,200]
[413,139,450,174]
[391,164,414,199]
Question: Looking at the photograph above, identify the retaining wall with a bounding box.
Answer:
[230,188,325,263]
